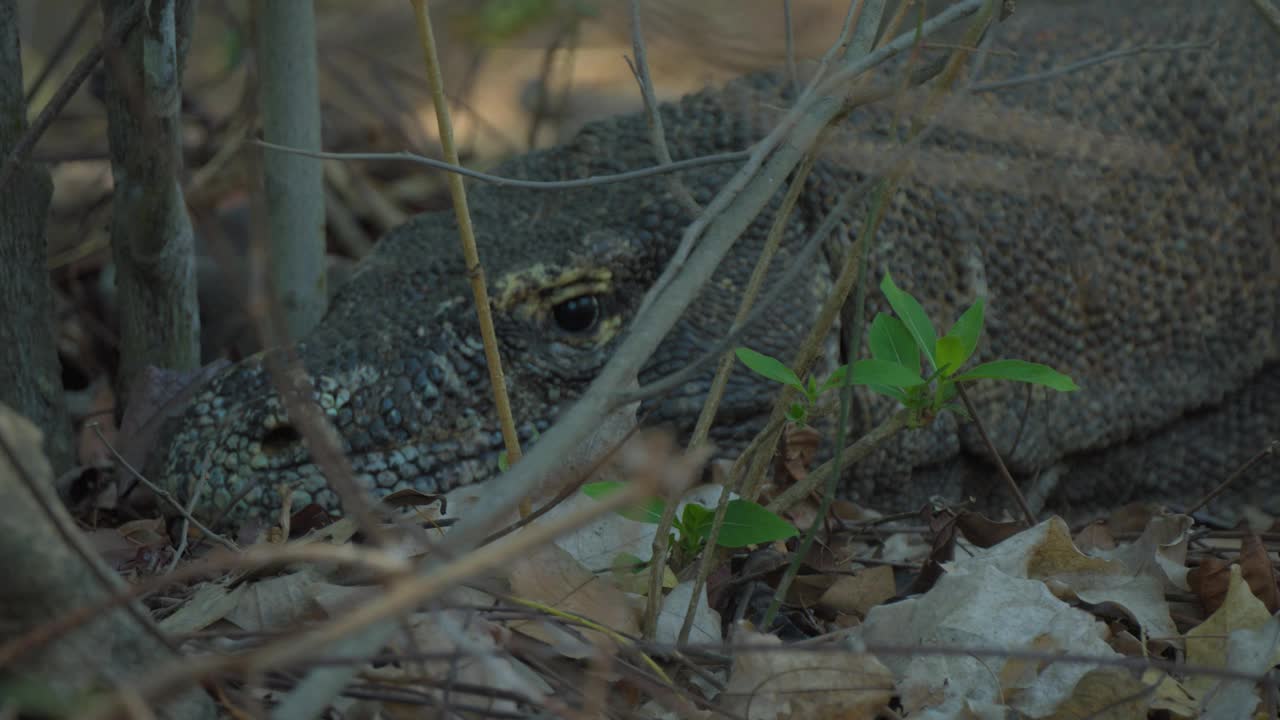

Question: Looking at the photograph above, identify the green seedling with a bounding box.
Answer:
[582,480,797,567]
[736,270,1079,429]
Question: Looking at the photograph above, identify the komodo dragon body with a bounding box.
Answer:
[152,0,1280,525]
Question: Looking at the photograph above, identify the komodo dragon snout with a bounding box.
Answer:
[151,0,1280,526]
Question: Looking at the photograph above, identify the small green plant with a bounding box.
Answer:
[736,271,1078,428]
[582,480,798,566]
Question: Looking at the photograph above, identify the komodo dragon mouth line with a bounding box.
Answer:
[151,0,1280,527]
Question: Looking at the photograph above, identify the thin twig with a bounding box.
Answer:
[1252,0,1280,34]
[87,423,239,552]
[674,151,822,645]
[762,1,998,627]
[969,41,1213,92]
[1186,440,1279,515]
[782,0,797,93]
[234,156,392,546]
[446,0,990,557]
[23,0,95,104]
[250,142,750,190]
[627,0,700,217]
[766,409,909,513]
[409,0,522,470]
[688,151,820,450]
[0,1,141,192]
[956,383,1036,527]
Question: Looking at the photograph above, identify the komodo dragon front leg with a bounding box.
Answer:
[149,0,1279,526]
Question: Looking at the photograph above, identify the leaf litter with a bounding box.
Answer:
[41,407,1280,718]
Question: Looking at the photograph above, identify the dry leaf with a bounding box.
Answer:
[941,517,1178,658]
[776,424,822,485]
[506,543,640,653]
[159,582,246,634]
[225,570,327,631]
[1238,533,1279,612]
[656,580,722,645]
[1073,522,1117,553]
[1185,564,1274,702]
[1102,503,1160,535]
[1037,667,1151,719]
[955,510,1024,548]
[861,563,1118,717]
[723,625,893,719]
[1188,558,1233,614]
[818,565,896,617]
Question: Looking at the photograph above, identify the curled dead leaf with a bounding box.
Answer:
[1239,533,1280,613]
[1188,557,1233,615]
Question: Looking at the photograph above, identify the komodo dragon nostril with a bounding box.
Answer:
[261,425,302,455]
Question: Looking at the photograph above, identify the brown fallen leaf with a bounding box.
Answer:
[818,565,896,617]
[1184,564,1276,703]
[1073,522,1117,553]
[905,505,956,596]
[955,510,1024,548]
[1188,557,1233,615]
[723,625,893,720]
[1239,532,1280,613]
[1037,667,1152,719]
[786,573,834,609]
[776,424,822,485]
[1103,503,1160,536]
[506,543,640,655]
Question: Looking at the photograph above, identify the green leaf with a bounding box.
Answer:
[851,358,926,387]
[820,365,846,393]
[582,481,666,523]
[947,298,985,366]
[610,551,648,574]
[735,347,804,391]
[822,359,923,389]
[953,360,1080,392]
[680,502,714,542]
[787,403,808,424]
[880,273,938,370]
[935,335,965,377]
[867,383,910,403]
[716,500,799,548]
[868,313,920,372]
[806,375,819,402]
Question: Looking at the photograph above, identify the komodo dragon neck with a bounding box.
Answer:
[151,0,1279,525]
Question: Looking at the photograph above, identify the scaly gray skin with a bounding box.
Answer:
[151,0,1280,526]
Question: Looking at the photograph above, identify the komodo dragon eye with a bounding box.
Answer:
[552,295,600,333]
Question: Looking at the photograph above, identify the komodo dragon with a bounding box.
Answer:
[150,0,1280,526]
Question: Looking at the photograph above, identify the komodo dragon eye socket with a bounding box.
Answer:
[552,295,600,334]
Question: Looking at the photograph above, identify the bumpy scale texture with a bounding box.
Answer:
[152,0,1279,525]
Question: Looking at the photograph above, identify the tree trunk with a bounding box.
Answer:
[99,0,200,398]
[0,0,73,473]
[255,0,328,340]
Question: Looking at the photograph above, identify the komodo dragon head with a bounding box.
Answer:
[151,0,1280,526]
[151,82,840,523]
